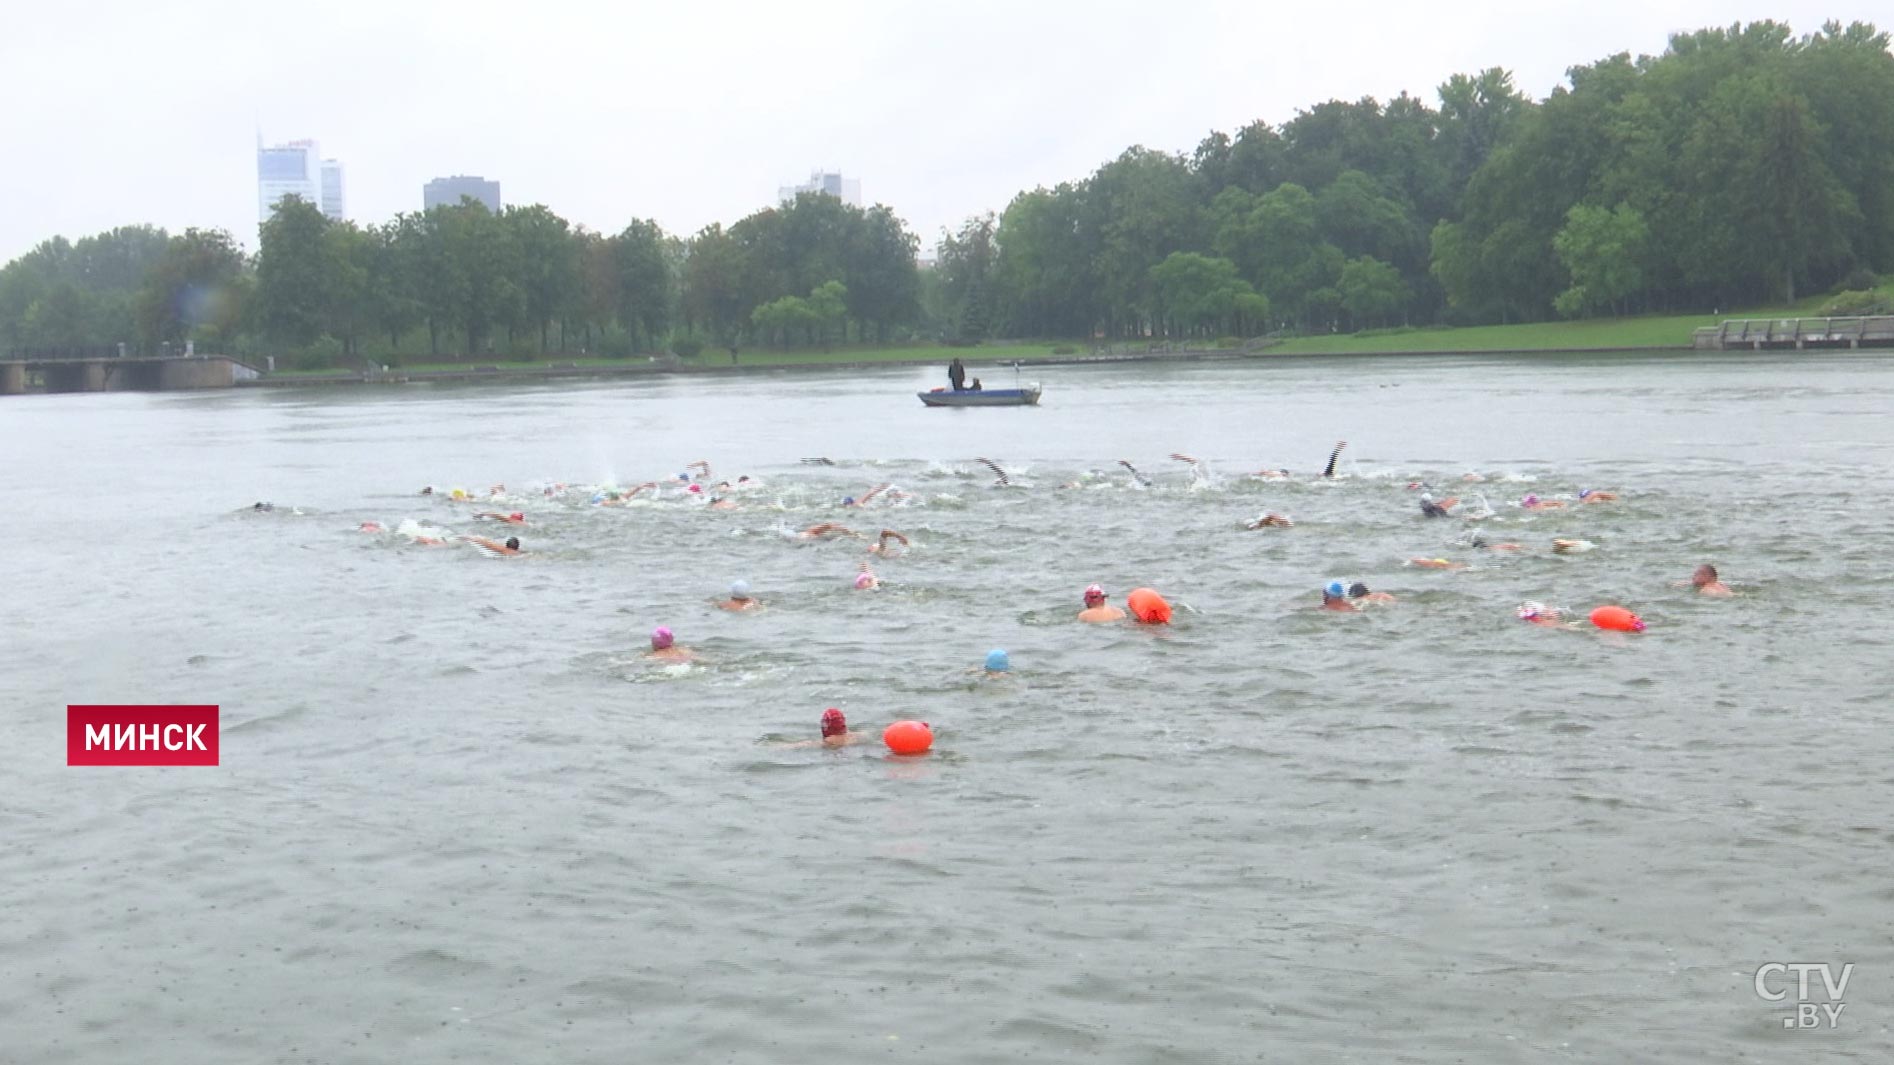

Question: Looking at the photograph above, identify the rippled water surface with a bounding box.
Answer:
[4,353,1892,1063]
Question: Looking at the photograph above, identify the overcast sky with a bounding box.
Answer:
[1,0,1883,263]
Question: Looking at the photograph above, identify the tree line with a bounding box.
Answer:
[3,18,1890,363]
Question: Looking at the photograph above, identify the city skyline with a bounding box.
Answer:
[2,0,1886,263]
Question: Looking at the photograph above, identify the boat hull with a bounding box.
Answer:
[918,387,1041,407]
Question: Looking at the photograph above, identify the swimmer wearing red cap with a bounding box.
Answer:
[773,709,869,749]
[1077,584,1126,623]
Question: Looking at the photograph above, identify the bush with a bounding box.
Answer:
[1214,336,1242,348]
[671,337,704,359]
[1049,344,1076,355]
[596,325,636,358]
[294,335,345,371]
[1820,290,1894,316]
[1839,267,1881,292]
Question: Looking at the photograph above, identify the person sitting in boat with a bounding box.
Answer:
[969,378,983,391]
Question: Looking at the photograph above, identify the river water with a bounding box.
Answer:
[3,352,1890,1063]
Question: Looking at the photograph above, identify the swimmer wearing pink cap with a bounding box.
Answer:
[645,625,698,663]
[1077,584,1126,623]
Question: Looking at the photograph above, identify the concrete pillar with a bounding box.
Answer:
[158,357,235,390]
[81,362,107,391]
[0,363,23,395]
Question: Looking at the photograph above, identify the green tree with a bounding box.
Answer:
[1337,255,1410,328]
[505,205,579,353]
[254,196,331,346]
[807,280,848,347]
[1552,203,1650,317]
[613,219,672,351]
[135,229,246,348]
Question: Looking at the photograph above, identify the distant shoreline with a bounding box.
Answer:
[239,344,1699,388]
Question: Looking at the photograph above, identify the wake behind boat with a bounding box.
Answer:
[919,384,1042,407]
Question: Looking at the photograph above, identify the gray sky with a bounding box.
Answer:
[0,0,1882,264]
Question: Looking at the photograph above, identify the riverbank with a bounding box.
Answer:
[245,299,1894,388]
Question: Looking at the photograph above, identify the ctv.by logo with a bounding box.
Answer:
[1754,963,1852,1029]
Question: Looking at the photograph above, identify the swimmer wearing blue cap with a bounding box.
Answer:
[716,580,760,612]
[970,649,1013,680]
[1320,580,1360,612]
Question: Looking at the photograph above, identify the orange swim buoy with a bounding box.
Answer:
[1589,605,1646,632]
[1126,587,1172,624]
[883,720,934,755]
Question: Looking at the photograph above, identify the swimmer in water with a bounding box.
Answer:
[1406,557,1466,570]
[1418,494,1459,518]
[1169,453,1210,485]
[1464,534,1525,552]
[975,649,1011,678]
[460,535,523,555]
[474,511,526,524]
[357,521,385,533]
[1078,584,1127,623]
[1252,467,1291,479]
[1552,538,1596,554]
[1321,440,1347,478]
[1515,601,1579,629]
[1578,488,1619,503]
[867,529,910,556]
[716,580,761,611]
[799,522,861,541]
[853,564,880,590]
[1349,582,1396,604]
[686,460,711,481]
[251,501,275,512]
[774,708,870,749]
[1685,563,1733,596]
[1117,459,1153,487]
[1320,580,1361,612]
[420,486,435,496]
[1246,513,1294,529]
[1519,493,1566,511]
[707,496,738,510]
[645,626,696,663]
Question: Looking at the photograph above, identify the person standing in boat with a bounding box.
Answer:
[948,358,966,391]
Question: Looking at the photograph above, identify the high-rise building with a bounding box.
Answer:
[423,175,503,212]
[258,138,345,223]
[320,160,345,221]
[257,138,320,224]
[778,171,862,208]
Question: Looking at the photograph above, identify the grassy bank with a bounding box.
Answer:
[1265,285,1894,355]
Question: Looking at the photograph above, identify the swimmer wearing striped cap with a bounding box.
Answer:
[1078,584,1126,623]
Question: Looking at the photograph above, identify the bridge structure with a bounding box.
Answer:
[0,354,261,395]
[1692,316,1894,351]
